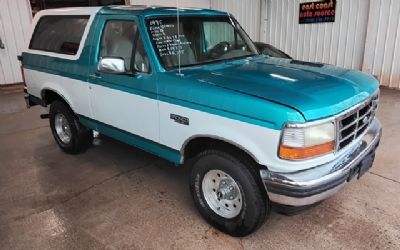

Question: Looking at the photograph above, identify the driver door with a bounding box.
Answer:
[88,16,159,143]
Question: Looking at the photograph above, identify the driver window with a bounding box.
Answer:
[100,20,150,73]
[100,20,137,71]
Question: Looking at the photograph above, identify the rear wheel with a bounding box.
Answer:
[49,100,93,154]
[189,149,270,237]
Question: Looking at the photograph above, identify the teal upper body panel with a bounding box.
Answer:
[156,71,304,129]
[170,56,379,122]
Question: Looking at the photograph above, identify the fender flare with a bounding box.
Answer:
[180,134,262,165]
[41,87,76,113]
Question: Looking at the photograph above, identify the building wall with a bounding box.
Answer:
[363,0,400,88]
[0,0,32,85]
[265,0,400,88]
[211,0,263,41]
[265,0,370,71]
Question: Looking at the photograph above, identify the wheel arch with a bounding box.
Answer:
[181,135,262,167]
[41,88,75,112]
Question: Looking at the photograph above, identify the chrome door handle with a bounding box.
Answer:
[89,74,101,80]
[0,36,5,49]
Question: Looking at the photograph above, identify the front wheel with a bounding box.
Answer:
[189,149,270,237]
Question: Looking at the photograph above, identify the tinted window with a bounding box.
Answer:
[100,20,150,73]
[29,15,89,55]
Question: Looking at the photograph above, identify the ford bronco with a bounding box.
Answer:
[22,6,382,236]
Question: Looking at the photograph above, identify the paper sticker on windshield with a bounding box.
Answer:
[149,19,191,57]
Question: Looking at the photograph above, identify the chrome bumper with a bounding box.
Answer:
[261,118,382,207]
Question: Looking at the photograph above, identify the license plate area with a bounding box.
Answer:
[358,153,375,178]
[347,152,375,181]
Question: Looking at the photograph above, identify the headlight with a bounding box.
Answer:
[279,122,336,160]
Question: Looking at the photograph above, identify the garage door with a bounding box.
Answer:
[0,0,32,85]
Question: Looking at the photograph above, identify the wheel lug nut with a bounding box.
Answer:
[229,196,233,200]
[229,186,233,190]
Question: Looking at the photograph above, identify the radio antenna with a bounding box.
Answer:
[176,0,182,76]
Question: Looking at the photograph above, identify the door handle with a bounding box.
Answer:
[89,73,101,80]
[0,36,5,49]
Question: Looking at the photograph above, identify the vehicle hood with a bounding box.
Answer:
[179,56,379,121]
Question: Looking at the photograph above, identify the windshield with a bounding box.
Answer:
[147,16,259,69]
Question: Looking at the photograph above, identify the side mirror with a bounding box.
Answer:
[97,57,126,74]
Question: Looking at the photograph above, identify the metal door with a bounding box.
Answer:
[88,15,160,143]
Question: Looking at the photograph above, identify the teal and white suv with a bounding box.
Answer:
[22,6,382,236]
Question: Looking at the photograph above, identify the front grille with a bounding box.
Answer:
[337,94,379,150]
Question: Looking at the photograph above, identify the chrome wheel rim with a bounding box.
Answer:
[202,170,243,219]
[54,113,72,144]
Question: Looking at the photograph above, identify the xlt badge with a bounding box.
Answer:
[170,114,189,126]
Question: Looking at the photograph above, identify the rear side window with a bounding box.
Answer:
[29,15,89,55]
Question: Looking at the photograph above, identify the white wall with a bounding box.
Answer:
[363,0,400,88]
[211,0,262,41]
[0,0,32,85]
[265,0,400,89]
[129,0,210,8]
[265,0,370,71]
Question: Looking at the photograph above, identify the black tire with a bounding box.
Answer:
[49,100,93,154]
[189,149,270,237]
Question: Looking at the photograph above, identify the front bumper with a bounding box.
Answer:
[261,118,382,207]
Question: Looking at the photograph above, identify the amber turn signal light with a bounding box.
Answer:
[279,141,335,160]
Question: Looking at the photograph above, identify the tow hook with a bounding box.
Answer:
[40,114,49,119]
